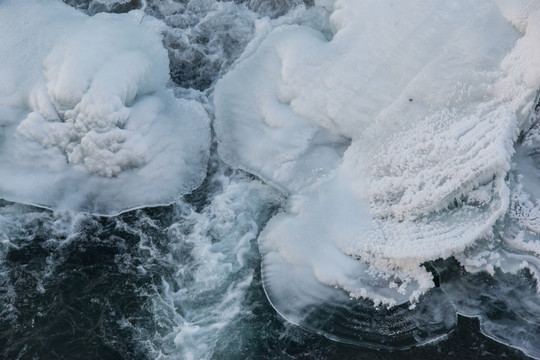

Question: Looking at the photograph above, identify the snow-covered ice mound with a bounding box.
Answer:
[0,0,210,215]
[215,0,540,349]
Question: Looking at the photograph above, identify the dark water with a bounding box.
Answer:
[0,0,536,359]
[0,196,533,359]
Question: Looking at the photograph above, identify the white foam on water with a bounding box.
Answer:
[0,0,210,215]
[2,0,540,357]
[153,172,282,359]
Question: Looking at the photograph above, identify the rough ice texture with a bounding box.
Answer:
[214,0,540,336]
[63,0,141,15]
[0,0,210,215]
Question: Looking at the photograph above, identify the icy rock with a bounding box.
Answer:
[0,0,210,215]
[214,0,540,340]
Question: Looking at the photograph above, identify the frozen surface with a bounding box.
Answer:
[1,0,539,357]
[0,0,210,215]
[215,0,540,349]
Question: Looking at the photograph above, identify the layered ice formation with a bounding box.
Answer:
[0,0,210,214]
[215,0,540,349]
[1,0,540,357]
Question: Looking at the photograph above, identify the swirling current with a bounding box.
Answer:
[0,0,539,359]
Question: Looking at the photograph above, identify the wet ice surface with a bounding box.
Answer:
[0,0,539,359]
